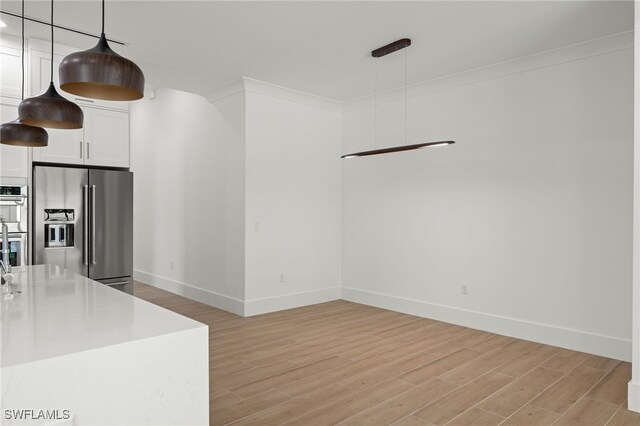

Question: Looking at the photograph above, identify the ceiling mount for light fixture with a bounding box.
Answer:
[371,38,412,58]
[341,38,455,159]
[59,0,144,101]
[18,0,83,129]
[0,0,48,147]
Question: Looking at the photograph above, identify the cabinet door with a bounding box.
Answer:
[0,45,23,99]
[29,49,64,97]
[29,49,84,165]
[31,127,84,165]
[84,108,129,168]
[0,100,29,178]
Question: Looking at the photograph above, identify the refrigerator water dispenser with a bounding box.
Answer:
[44,209,74,248]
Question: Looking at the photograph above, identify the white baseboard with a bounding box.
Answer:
[134,269,341,318]
[131,273,630,359]
[133,269,245,316]
[630,381,640,413]
[342,287,632,362]
[244,287,342,317]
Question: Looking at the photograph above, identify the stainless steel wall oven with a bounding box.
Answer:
[0,185,28,266]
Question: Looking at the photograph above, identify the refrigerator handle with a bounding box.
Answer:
[83,185,89,265]
[91,185,96,265]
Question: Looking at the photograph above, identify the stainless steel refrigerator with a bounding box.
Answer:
[33,166,133,294]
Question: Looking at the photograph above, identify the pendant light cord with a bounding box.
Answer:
[21,0,24,100]
[102,0,105,35]
[404,48,407,146]
[373,56,377,149]
[49,0,53,83]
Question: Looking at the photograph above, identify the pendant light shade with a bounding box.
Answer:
[59,0,144,101]
[0,120,48,147]
[19,82,83,129]
[0,0,48,148]
[59,33,144,101]
[17,0,83,129]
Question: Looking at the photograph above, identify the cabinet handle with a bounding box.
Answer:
[79,141,83,158]
[87,142,90,159]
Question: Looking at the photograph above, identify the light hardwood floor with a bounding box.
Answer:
[133,282,640,426]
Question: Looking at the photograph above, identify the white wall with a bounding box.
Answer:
[131,80,342,316]
[630,0,640,412]
[131,35,635,362]
[342,33,634,361]
[243,80,342,315]
[131,88,245,313]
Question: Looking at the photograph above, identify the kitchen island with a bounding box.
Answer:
[0,265,208,425]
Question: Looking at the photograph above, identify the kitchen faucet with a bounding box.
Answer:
[1,218,12,285]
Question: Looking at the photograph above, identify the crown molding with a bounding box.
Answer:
[200,31,632,113]
[242,77,341,112]
[203,78,246,104]
[0,33,22,49]
[342,30,633,112]
[204,77,342,112]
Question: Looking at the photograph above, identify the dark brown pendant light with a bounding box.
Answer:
[341,39,455,159]
[0,0,48,147]
[59,0,144,101]
[18,0,83,129]
[1,120,48,147]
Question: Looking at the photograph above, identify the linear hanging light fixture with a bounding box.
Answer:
[341,141,454,159]
[0,9,127,45]
[18,0,83,129]
[341,38,455,159]
[59,0,144,101]
[0,0,48,147]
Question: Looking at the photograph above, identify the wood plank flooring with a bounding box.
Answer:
[133,282,640,426]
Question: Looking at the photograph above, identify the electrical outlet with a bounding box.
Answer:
[461,284,468,295]
[254,222,260,232]
[280,273,285,283]
[170,261,174,270]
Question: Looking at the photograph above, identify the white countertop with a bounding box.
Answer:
[0,265,206,368]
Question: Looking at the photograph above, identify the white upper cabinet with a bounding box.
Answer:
[0,36,29,179]
[0,44,24,99]
[84,108,129,167]
[32,127,84,165]
[28,39,130,168]
[29,48,63,97]
[0,99,29,179]
[0,38,130,170]
[32,106,129,167]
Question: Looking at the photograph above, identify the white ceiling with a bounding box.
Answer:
[0,1,634,101]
